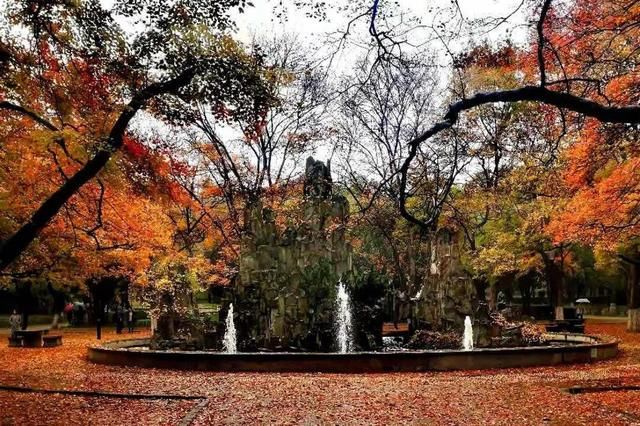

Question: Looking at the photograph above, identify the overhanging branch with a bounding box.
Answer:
[0,101,59,131]
[0,67,197,271]
[399,85,640,229]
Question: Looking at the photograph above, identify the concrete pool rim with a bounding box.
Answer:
[87,332,618,373]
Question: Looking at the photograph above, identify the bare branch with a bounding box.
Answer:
[537,0,553,86]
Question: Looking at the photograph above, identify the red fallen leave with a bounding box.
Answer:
[1,323,640,425]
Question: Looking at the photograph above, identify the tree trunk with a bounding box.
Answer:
[48,282,65,329]
[619,254,640,332]
[20,312,29,330]
[540,250,565,320]
[628,262,640,332]
[629,309,640,332]
[518,272,534,317]
[554,306,564,321]
[16,281,32,330]
[487,282,497,311]
[552,272,565,320]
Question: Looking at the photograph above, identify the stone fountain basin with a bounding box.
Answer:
[88,333,618,373]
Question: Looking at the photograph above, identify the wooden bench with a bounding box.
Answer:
[43,334,63,347]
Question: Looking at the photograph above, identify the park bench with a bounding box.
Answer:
[43,334,63,347]
[14,329,45,347]
[545,307,585,333]
[8,328,60,348]
[8,336,22,347]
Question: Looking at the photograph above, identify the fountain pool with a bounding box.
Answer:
[89,332,618,373]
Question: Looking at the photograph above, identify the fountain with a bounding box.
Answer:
[336,280,354,353]
[223,303,237,353]
[411,286,423,301]
[463,315,473,351]
[91,298,619,372]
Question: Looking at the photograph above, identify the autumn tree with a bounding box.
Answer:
[336,52,456,294]
[176,35,331,280]
[385,1,639,232]
[326,0,640,321]
[293,0,640,225]
[0,0,274,271]
[435,41,574,317]
[548,123,640,329]
[532,0,640,330]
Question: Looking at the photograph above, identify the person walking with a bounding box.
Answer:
[127,307,135,333]
[115,305,124,334]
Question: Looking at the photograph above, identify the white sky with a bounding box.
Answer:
[235,0,531,41]
[0,0,533,74]
[233,0,532,70]
[225,1,534,166]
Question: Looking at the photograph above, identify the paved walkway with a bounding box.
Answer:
[584,315,628,323]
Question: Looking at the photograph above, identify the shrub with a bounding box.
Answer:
[520,322,547,345]
[490,312,547,346]
[406,330,462,350]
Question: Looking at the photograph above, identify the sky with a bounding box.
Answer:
[232,0,532,71]
[225,0,534,166]
[234,0,531,42]
[0,0,533,76]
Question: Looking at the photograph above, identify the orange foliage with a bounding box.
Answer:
[530,0,640,252]
[0,118,178,285]
[0,40,201,287]
[548,156,640,250]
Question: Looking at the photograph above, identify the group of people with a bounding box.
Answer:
[106,304,135,334]
[64,302,87,326]
[7,299,139,338]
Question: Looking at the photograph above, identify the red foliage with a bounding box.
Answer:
[454,42,517,70]
[122,135,149,160]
